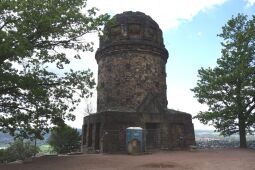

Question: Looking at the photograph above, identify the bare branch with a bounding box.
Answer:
[247,103,255,115]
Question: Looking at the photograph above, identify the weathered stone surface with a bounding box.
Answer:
[82,11,195,153]
[96,11,168,113]
[97,52,167,113]
[98,11,165,51]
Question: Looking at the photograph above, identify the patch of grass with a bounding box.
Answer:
[39,144,54,154]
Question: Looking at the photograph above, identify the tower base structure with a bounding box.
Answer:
[81,110,195,153]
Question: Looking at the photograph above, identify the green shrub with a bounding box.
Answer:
[48,125,81,154]
[0,138,39,163]
[0,149,7,163]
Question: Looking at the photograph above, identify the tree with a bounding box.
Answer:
[192,14,255,148]
[0,0,109,140]
[83,100,95,116]
[48,124,81,154]
[0,138,38,163]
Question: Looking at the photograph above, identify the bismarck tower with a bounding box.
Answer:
[82,11,195,153]
[96,11,168,113]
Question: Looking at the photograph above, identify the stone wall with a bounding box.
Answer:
[99,11,164,49]
[97,50,167,113]
[82,110,195,153]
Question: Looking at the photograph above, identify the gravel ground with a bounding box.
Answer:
[0,149,255,170]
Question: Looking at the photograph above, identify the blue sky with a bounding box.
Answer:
[165,0,255,129]
[68,0,255,129]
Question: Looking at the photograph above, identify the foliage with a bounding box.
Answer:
[0,149,5,163]
[192,14,255,148]
[0,0,109,140]
[48,124,81,154]
[39,144,54,154]
[0,138,38,163]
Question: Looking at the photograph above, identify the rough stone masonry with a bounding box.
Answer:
[82,11,195,153]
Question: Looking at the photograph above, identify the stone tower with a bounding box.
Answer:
[82,11,195,153]
[96,11,168,113]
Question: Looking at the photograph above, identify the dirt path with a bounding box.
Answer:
[1,149,255,170]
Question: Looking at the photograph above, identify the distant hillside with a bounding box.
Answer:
[1,129,254,149]
[0,129,82,146]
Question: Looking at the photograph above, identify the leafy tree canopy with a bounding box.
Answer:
[192,14,255,148]
[0,0,109,140]
[48,124,81,154]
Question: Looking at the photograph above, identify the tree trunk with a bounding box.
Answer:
[236,84,247,148]
[239,119,247,148]
[34,138,37,156]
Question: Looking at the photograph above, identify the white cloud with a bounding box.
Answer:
[167,85,214,130]
[245,0,255,7]
[88,0,227,30]
[197,31,202,37]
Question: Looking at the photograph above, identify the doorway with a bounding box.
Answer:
[88,124,93,147]
[145,123,160,149]
[95,123,101,150]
